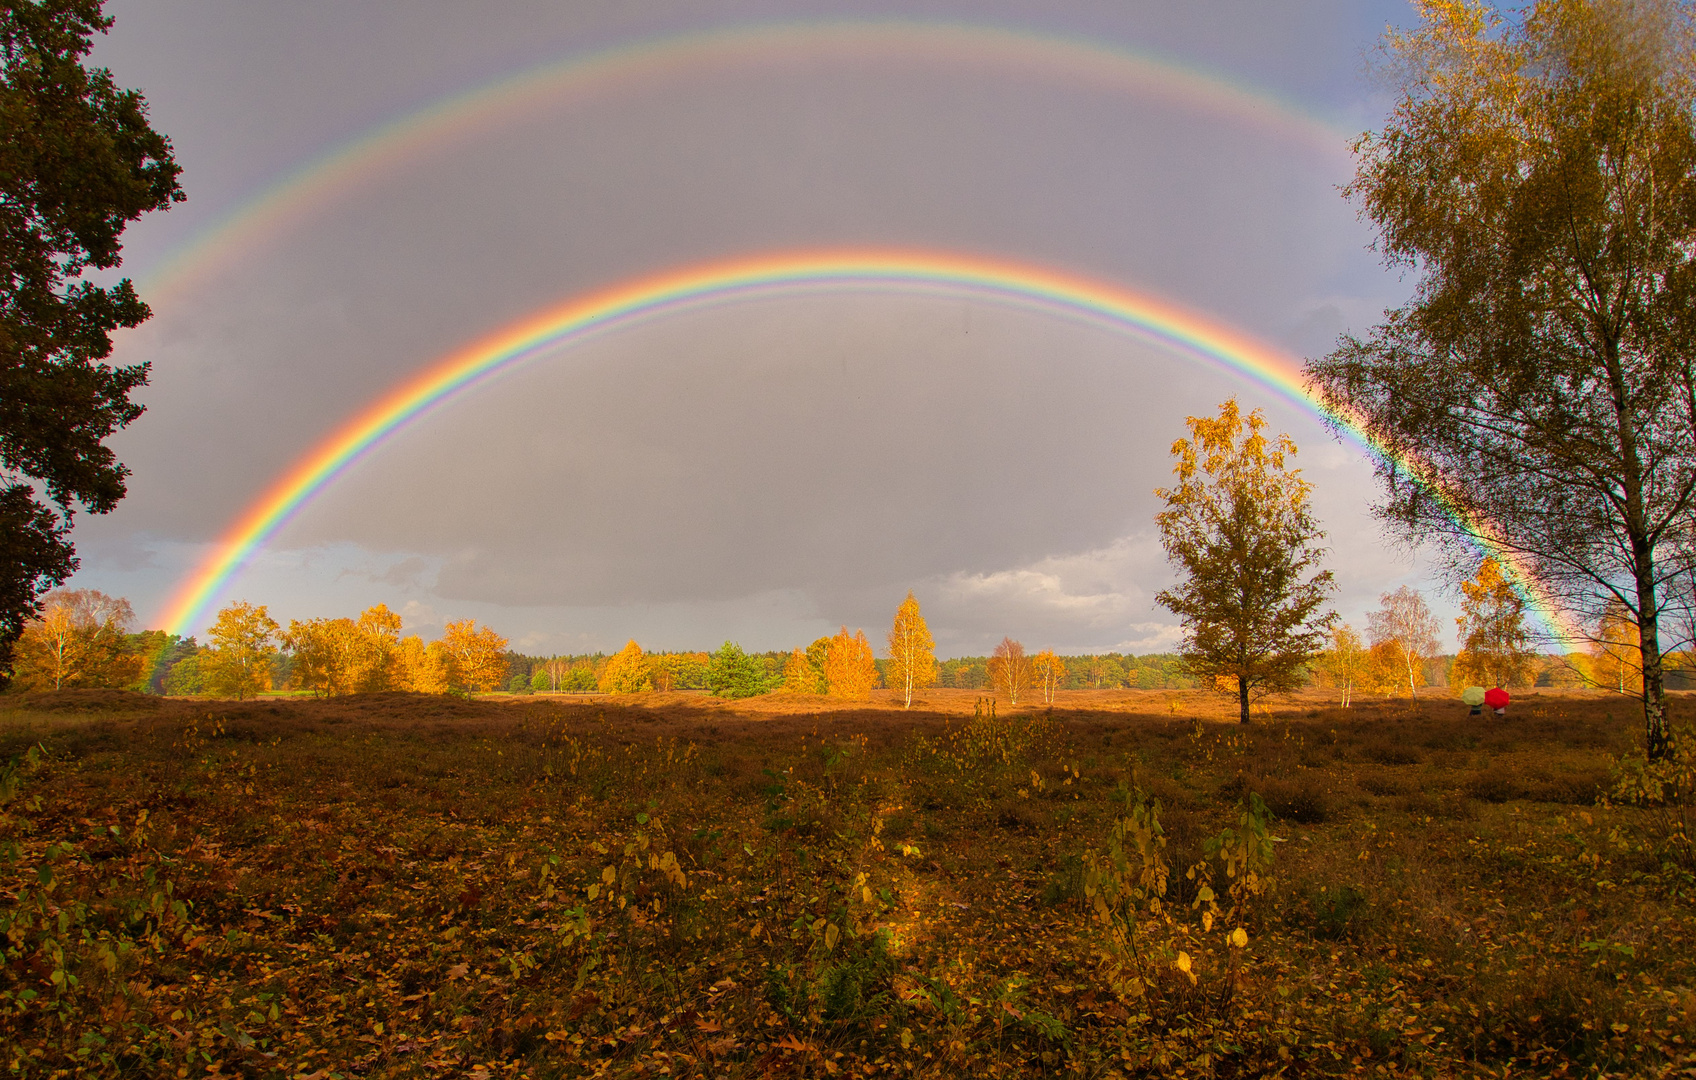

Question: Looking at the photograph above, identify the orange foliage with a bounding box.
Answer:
[886,591,937,709]
[782,648,821,694]
[1031,649,1066,706]
[824,626,877,700]
[988,637,1030,705]
[600,640,653,693]
[435,619,509,693]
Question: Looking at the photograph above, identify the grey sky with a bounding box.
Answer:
[69,0,1451,656]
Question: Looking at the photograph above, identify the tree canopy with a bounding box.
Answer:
[1306,0,1696,756]
[1453,557,1537,688]
[1155,400,1335,723]
[885,592,936,709]
[0,0,183,680]
[1367,587,1442,700]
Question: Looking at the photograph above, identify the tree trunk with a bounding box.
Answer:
[1610,331,1672,761]
[1238,674,1250,724]
[1636,543,1671,760]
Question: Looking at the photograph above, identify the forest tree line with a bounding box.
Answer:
[3,579,1681,700]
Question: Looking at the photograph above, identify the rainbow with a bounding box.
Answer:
[157,248,1582,644]
[135,19,1349,303]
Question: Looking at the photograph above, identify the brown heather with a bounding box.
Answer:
[1,687,1692,1077]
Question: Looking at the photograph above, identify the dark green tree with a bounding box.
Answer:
[1306,0,1696,758]
[706,641,769,699]
[0,0,183,680]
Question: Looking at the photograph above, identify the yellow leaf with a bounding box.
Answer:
[825,922,840,951]
[1231,926,1249,948]
[1175,952,1191,973]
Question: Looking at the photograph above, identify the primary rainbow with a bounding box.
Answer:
[157,247,1581,644]
[135,19,1349,305]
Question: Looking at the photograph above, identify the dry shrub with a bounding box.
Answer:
[1363,741,1422,766]
[1463,768,1527,803]
[1260,777,1331,823]
[1462,761,1604,805]
[1421,728,1481,752]
[1398,791,1476,819]
[1217,770,1330,823]
[1358,773,1410,797]
[3,688,163,713]
[1522,768,1606,805]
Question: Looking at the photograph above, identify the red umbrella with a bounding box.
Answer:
[1484,687,1511,712]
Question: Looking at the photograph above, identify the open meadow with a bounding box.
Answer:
[2,689,1693,1079]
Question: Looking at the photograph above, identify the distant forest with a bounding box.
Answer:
[488,649,1694,695]
[15,622,1696,699]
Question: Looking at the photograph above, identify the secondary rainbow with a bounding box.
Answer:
[135,19,1350,305]
[158,248,1581,644]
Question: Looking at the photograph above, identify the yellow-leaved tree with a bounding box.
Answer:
[435,619,508,694]
[356,604,404,690]
[1312,623,1369,707]
[988,637,1030,705]
[782,648,821,694]
[394,635,429,691]
[1452,557,1535,689]
[1154,399,1335,723]
[416,640,459,694]
[1365,641,1407,697]
[1031,649,1066,706]
[10,589,141,691]
[599,640,653,693]
[284,603,407,697]
[201,601,280,700]
[824,627,877,700]
[1590,600,1641,695]
[649,654,676,692]
[1367,587,1441,700]
[885,591,936,709]
[284,618,366,697]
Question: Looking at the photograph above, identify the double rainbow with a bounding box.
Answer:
[157,248,1581,644]
[137,18,1349,305]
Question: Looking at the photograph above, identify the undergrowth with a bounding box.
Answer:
[0,690,1690,1077]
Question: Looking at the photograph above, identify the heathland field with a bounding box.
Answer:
[2,689,1693,1078]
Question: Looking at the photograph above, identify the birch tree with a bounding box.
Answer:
[1031,649,1067,706]
[885,591,937,709]
[1367,587,1442,699]
[1306,0,1696,757]
[1314,623,1369,706]
[987,637,1030,705]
